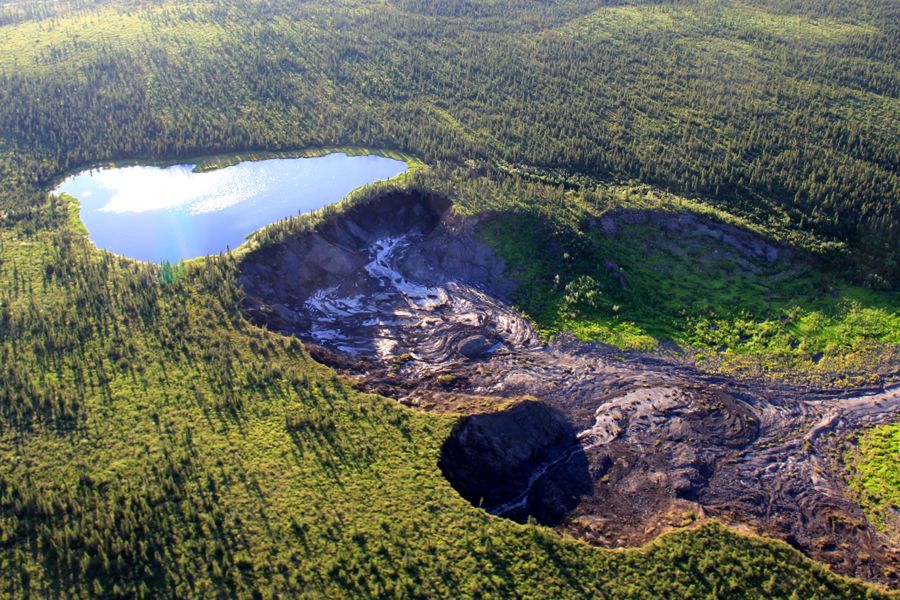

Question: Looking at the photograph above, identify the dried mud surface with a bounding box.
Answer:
[239,192,900,587]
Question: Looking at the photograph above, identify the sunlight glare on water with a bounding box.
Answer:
[91,163,265,215]
[54,153,407,263]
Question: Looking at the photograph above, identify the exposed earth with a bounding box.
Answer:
[239,192,900,587]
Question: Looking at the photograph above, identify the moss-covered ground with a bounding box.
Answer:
[846,422,900,538]
[480,213,898,386]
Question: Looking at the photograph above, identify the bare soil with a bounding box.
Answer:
[239,192,900,587]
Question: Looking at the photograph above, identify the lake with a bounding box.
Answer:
[54,153,408,263]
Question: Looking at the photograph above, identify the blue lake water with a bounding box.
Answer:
[54,153,408,263]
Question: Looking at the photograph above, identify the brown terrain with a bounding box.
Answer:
[239,191,900,588]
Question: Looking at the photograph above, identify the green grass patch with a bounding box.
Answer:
[481,211,899,383]
[846,422,900,536]
[1,0,898,593]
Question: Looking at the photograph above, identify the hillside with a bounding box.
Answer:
[0,0,898,597]
[1,0,898,282]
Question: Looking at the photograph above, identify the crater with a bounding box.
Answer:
[237,191,900,588]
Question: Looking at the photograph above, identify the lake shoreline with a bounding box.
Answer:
[52,151,410,264]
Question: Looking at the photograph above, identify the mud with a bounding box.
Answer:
[239,192,900,587]
[437,400,593,525]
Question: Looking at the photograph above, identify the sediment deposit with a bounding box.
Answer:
[239,193,900,587]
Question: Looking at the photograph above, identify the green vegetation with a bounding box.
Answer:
[0,0,898,283]
[846,422,900,536]
[480,210,899,385]
[0,0,898,596]
[0,195,889,598]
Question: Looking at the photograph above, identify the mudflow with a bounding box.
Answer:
[239,192,900,587]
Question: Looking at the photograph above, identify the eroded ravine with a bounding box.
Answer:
[239,192,900,587]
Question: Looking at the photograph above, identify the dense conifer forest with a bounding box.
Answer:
[1,0,898,281]
[0,0,897,597]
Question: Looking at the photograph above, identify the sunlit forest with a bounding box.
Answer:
[2,0,898,282]
[0,0,897,597]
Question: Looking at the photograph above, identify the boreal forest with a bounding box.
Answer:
[0,0,897,598]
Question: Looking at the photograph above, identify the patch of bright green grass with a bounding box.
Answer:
[564,2,875,44]
[846,422,900,536]
[481,212,899,383]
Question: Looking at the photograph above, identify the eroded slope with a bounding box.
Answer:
[239,192,900,587]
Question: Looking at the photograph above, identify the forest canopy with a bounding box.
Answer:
[0,0,898,598]
[0,0,897,282]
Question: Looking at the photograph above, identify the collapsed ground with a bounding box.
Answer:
[240,191,900,588]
